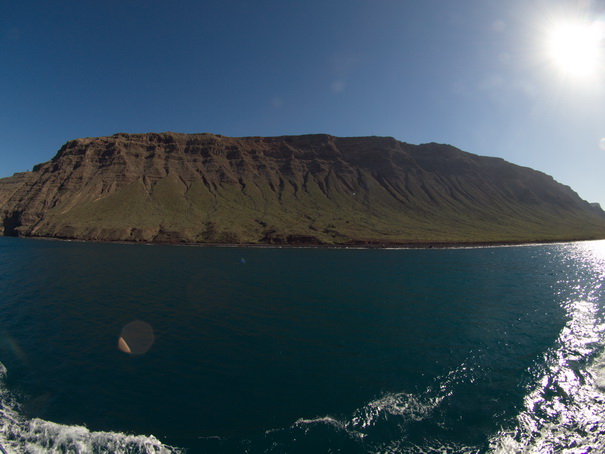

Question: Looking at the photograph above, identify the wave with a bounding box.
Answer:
[253,251,605,454]
[488,297,605,454]
[2,242,604,453]
[257,304,605,454]
[0,363,182,454]
[487,244,605,453]
[4,303,604,454]
[251,359,485,454]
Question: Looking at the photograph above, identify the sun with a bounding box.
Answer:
[545,19,604,78]
[546,20,605,77]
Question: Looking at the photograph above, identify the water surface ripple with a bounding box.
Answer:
[0,238,604,453]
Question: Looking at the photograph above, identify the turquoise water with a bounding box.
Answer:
[0,237,604,453]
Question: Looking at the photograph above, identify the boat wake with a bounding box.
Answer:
[255,359,492,454]
[489,298,605,453]
[1,241,604,453]
[3,310,604,453]
[0,363,181,454]
[488,242,605,453]
[256,300,605,453]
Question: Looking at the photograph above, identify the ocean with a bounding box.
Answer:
[0,236,604,453]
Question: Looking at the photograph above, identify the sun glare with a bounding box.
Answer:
[546,19,604,78]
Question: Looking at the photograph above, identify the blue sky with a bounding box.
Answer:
[2,0,605,207]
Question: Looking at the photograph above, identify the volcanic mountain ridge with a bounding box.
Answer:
[1,132,604,246]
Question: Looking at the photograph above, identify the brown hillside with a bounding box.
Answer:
[1,132,604,245]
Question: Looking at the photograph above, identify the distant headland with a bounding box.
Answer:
[1,132,604,246]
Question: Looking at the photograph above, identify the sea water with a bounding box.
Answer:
[0,237,604,453]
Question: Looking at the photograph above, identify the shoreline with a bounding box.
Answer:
[5,234,604,250]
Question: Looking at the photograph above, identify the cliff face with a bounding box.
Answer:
[1,132,604,245]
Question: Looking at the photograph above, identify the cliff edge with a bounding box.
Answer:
[1,132,604,245]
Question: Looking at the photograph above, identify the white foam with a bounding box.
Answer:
[348,391,443,431]
[0,362,182,454]
[293,415,349,433]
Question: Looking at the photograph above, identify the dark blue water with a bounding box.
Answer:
[1,237,604,453]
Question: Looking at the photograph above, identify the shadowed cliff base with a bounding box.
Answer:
[1,132,604,246]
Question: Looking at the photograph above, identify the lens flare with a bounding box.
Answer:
[118,320,155,355]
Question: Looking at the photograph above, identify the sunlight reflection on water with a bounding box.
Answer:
[3,238,605,453]
[491,240,605,453]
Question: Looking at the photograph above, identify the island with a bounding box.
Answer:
[1,132,604,246]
